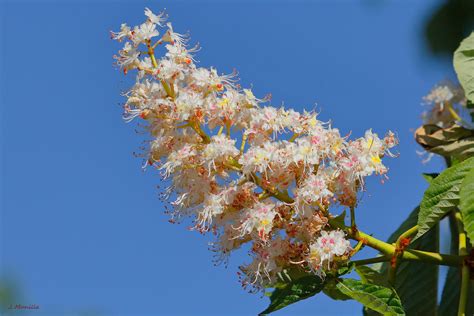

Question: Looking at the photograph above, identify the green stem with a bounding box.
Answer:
[357,229,463,267]
[350,240,364,256]
[352,256,391,266]
[389,225,419,284]
[329,219,465,267]
[396,225,419,244]
[388,265,397,285]
[249,172,293,204]
[402,249,462,266]
[161,80,174,99]
[455,211,469,316]
[459,265,470,316]
[190,121,211,144]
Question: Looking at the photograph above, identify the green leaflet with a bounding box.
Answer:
[415,157,474,241]
[336,279,405,316]
[259,273,324,315]
[328,210,346,229]
[261,261,355,314]
[422,173,439,184]
[454,32,474,103]
[323,278,352,301]
[459,166,474,244]
[356,266,391,288]
[365,207,439,316]
[321,262,355,301]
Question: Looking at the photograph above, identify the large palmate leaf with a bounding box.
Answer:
[415,124,474,161]
[459,167,474,244]
[454,32,474,102]
[415,157,474,241]
[259,271,324,315]
[336,279,405,316]
[364,207,439,316]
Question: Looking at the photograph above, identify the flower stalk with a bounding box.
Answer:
[330,219,465,267]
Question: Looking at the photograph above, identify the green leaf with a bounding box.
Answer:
[415,157,474,241]
[260,274,324,315]
[460,167,474,244]
[367,206,439,316]
[274,266,309,286]
[356,266,391,288]
[334,261,355,277]
[415,124,474,161]
[328,210,346,229]
[422,173,439,183]
[323,279,352,301]
[454,32,474,103]
[322,262,355,301]
[336,279,405,316]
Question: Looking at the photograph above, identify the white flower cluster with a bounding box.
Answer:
[308,230,351,272]
[112,8,398,292]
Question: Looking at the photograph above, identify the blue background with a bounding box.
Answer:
[1,1,455,315]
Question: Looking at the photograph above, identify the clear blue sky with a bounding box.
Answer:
[1,1,454,315]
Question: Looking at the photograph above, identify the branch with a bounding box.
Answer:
[329,219,465,267]
[389,225,419,283]
[352,256,391,266]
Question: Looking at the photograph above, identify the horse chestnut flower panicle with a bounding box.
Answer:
[112,8,398,292]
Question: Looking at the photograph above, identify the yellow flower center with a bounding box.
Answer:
[371,155,381,164]
[218,98,229,107]
[260,219,270,226]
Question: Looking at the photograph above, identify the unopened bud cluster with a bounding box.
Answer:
[112,8,398,292]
